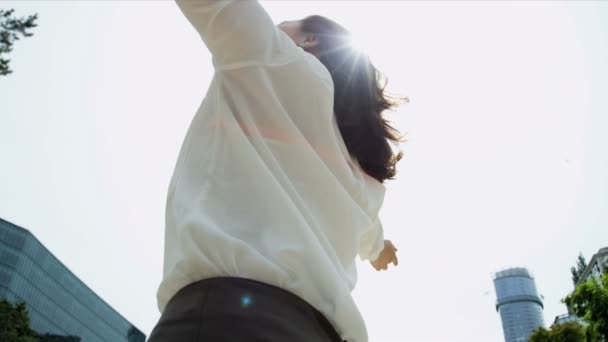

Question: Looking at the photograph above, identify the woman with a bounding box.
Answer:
[148,1,404,341]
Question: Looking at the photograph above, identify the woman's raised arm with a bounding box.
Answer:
[174,0,296,69]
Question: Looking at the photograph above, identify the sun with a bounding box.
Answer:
[348,35,365,55]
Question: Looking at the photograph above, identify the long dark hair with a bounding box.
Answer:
[301,15,406,183]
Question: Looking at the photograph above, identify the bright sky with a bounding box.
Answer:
[1,1,607,341]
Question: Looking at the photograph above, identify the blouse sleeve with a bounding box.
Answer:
[174,0,298,69]
[358,215,385,262]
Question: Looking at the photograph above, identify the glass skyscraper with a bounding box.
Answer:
[0,218,145,342]
[494,267,545,342]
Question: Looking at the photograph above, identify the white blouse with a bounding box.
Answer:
[157,1,387,341]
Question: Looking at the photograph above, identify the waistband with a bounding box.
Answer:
[170,276,343,341]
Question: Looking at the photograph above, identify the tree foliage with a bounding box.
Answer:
[564,273,608,341]
[127,325,145,342]
[529,322,585,342]
[571,253,588,287]
[37,334,81,342]
[0,8,38,76]
[0,299,82,341]
[0,299,37,342]
[529,326,551,342]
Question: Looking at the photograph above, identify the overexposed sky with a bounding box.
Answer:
[1,1,607,341]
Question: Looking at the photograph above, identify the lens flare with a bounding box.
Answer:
[348,36,364,55]
[241,295,252,308]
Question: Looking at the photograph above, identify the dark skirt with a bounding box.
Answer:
[148,276,345,342]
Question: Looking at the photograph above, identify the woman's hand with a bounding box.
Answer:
[369,240,398,271]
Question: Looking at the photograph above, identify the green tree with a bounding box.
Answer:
[529,322,585,342]
[571,252,588,287]
[0,8,38,76]
[529,326,551,342]
[1,299,82,341]
[37,333,81,342]
[127,325,144,342]
[0,299,37,342]
[564,273,608,341]
[549,321,585,342]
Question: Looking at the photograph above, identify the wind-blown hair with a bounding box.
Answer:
[301,15,406,183]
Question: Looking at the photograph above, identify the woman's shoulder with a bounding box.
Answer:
[303,53,333,91]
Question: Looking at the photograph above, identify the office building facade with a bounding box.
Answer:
[494,267,545,342]
[553,313,583,326]
[0,218,145,342]
[577,247,608,286]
